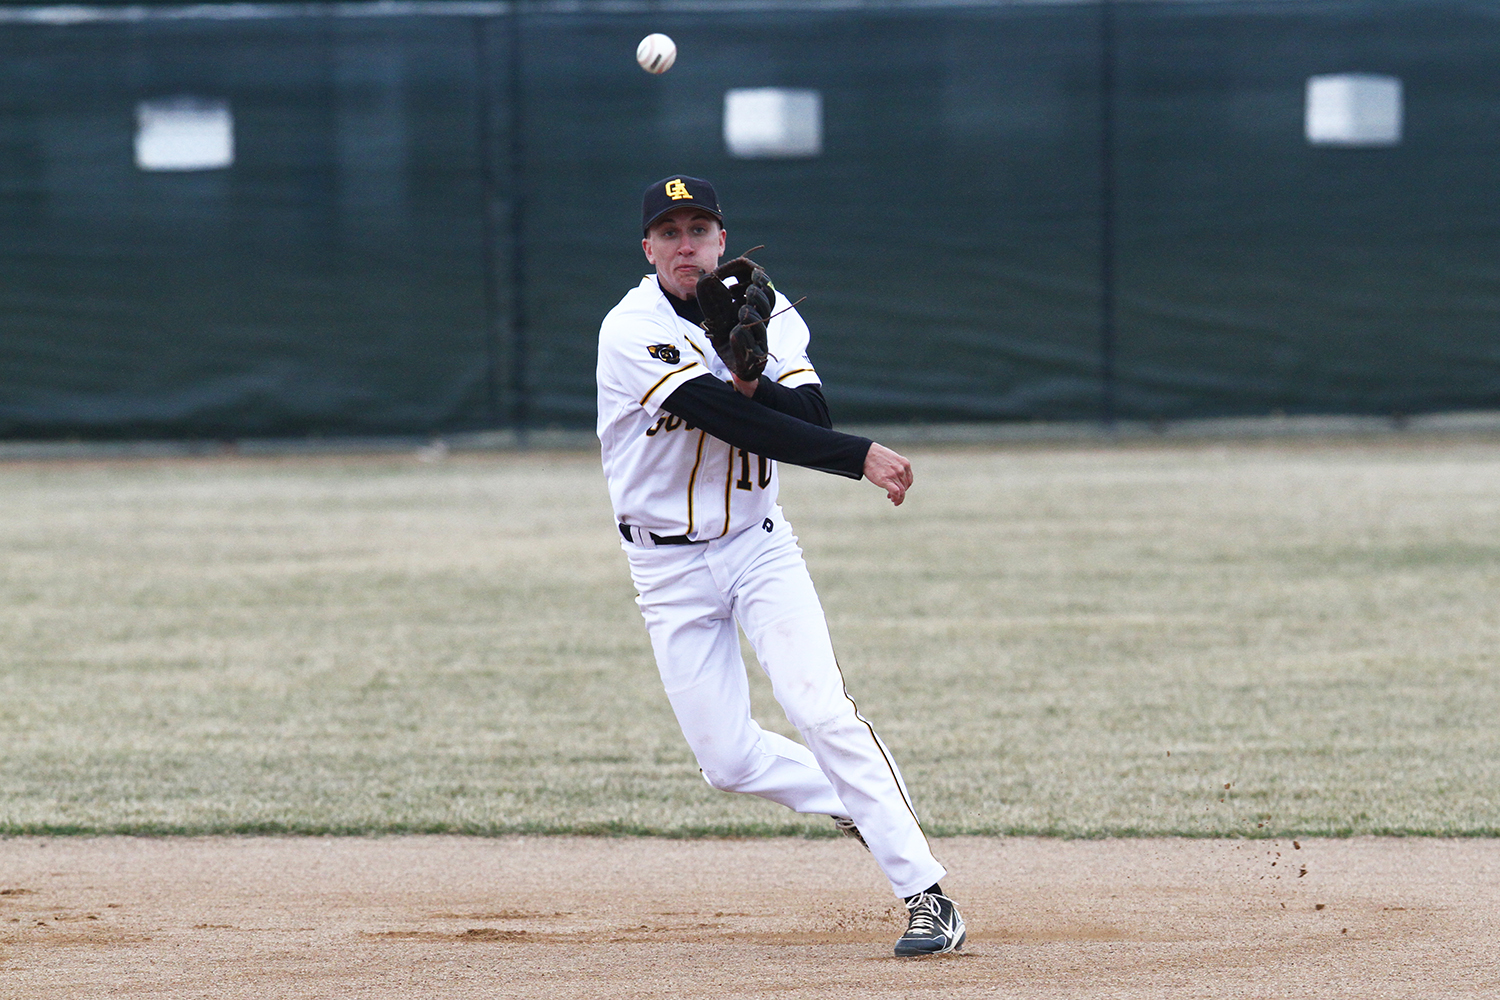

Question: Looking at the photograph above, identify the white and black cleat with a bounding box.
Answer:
[894,891,967,957]
[832,815,870,851]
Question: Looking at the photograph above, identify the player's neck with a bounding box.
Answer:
[658,278,705,325]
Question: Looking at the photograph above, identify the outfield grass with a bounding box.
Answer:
[2,438,1497,837]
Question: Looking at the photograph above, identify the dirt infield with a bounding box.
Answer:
[3,836,1497,998]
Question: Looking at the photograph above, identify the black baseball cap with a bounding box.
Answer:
[642,175,722,234]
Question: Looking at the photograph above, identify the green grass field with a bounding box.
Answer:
[2,438,1498,838]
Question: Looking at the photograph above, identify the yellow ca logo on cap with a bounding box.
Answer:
[664,178,692,200]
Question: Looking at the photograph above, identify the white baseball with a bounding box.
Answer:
[636,33,677,75]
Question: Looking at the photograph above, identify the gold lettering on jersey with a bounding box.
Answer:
[645,414,695,437]
[664,179,692,200]
[647,344,681,365]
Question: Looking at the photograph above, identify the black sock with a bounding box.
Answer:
[905,883,943,902]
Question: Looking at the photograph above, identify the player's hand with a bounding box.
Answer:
[863,443,913,506]
[731,374,759,398]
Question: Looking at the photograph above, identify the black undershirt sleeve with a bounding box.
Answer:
[661,375,870,479]
[749,378,833,429]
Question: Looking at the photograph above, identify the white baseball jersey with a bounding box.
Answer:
[597,276,821,540]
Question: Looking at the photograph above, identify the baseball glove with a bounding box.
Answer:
[696,255,776,381]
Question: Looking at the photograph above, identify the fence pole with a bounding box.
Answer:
[1099,0,1118,428]
[505,2,529,435]
[473,17,503,428]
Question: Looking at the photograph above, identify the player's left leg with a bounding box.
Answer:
[712,508,948,901]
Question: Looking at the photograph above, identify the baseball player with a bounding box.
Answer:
[595,175,966,957]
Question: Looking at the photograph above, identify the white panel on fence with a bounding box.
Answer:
[135,98,235,171]
[724,88,823,159]
[1305,74,1402,147]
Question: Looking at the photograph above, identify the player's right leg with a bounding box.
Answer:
[625,544,848,816]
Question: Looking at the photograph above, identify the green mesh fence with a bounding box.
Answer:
[0,0,1495,438]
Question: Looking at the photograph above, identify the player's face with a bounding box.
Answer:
[643,209,726,301]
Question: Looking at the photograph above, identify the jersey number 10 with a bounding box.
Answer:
[736,450,773,491]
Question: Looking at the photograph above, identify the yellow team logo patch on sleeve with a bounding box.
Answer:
[647,343,682,364]
[664,178,692,200]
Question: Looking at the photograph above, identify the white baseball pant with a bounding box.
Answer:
[624,505,947,899]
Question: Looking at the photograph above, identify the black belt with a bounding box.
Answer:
[619,522,703,546]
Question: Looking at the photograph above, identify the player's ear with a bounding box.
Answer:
[642,236,655,264]
[717,228,727,253]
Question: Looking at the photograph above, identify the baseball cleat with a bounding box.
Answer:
[832,815,870,851]
[894,891,966,957]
